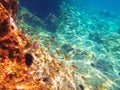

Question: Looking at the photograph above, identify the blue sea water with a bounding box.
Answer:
[19,0,61,19]
[71,0,120,13]
[19,0,120,90]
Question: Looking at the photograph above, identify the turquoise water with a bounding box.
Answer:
[18,0,120,89]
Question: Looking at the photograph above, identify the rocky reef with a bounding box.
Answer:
[0,0,82,90]
[0,0,48,89]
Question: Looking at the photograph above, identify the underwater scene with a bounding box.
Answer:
[0,0,120,90]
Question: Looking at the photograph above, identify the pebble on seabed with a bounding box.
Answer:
[79,84,84,90]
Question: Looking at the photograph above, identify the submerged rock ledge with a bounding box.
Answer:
[0,0,81,90]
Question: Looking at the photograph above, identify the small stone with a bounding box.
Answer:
[79,84,84,90]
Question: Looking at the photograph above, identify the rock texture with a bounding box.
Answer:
[0,1,48,90]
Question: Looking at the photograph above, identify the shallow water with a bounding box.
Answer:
[18,0,120,89]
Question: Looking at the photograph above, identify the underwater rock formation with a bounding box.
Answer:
[0,1,82,90]
[19,0,60,19]
[45,13,58,32]
[0,1,48,89]
[0,0,18,17]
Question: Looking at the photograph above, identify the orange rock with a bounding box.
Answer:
[0,0,18,17]
[0,2,48,90]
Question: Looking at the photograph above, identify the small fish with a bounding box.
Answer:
[50,53,55,58]
[33,35,39,40]
[81,76,87,81]
[64,54,69,61]
[45,41,50,47]
[51,36,55,40]
[52,59,57,67]
[40,48,45,52]
[27,27,31,31]
[71,64,78,69]
[54,41,59,47]
[59,61,65,67]
[50,71,55,78]
[56,49,62,56]
[71,62,78,69]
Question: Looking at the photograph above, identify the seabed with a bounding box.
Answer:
[0,0,120,90]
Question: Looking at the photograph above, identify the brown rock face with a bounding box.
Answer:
[0,2,26,62]
[0,3,10,37]
[0,0,18,17]
[0,1,48,90]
